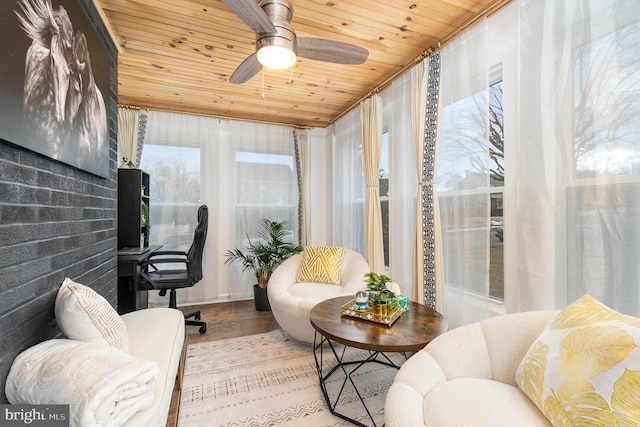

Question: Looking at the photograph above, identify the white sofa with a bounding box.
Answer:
[6,307,185,427]
[121,307,185,427]
[268,249,373,343]
[385,310,557,427]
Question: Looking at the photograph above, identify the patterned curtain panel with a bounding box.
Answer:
[410,54,442,310]
[135,110,148,167]
[293,128,309,246]
[420,54,442,310]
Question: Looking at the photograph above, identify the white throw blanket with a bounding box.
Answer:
[6,339,160,427]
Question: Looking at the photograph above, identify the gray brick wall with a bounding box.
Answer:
[0,0,118,402]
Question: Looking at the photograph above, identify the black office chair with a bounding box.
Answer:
[139,205,208,334]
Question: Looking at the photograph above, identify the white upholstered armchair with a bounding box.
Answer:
[267,249,374,343]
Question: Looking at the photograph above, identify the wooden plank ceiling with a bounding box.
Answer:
[94,0,504,128]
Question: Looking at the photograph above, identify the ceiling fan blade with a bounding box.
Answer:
[230,53,263,84]
[222,0,276,34]
[297,37,369,65]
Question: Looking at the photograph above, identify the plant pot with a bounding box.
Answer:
[253,284,271,311]
[372,300,387,316]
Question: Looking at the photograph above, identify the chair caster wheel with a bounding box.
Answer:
[199,325,206,334]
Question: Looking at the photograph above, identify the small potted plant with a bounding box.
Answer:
[141,201,150,246]
[225,219,302,311]
[364,272,397,316]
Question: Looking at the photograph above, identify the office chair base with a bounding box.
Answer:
[167,291,207,334]
[185,309,206,334]
[186,319,207,334]
[185,310,201,320]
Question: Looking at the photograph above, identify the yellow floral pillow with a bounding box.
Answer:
[516,294,640,426]
[295,246,345,285]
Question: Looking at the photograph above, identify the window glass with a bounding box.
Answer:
[567,21,640,309]
[234,151,297,241]
[437,67,505,302]
[573,22,640,178]
[489,77,504,301]
[139,144,201,251]
[381,130,389,267]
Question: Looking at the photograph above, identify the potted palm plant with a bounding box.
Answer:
[225,219,302,311]
[364,272,397,316]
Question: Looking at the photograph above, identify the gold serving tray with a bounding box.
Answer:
[340,299,402,326]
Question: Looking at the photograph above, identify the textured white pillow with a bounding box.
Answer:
[6,339,160,427]
[55,278,129,352]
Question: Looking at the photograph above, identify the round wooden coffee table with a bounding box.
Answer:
[310,296,447,426]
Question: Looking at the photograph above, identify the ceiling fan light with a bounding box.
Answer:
[257,45,296,70]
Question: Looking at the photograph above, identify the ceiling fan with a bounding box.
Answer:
[223,0,369,84]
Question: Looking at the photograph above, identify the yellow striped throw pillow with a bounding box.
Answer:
[296,246,346,285]
[516,294,640,427]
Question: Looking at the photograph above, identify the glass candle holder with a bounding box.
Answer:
[355,290,369,310]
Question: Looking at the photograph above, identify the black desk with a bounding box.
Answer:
[117,245,162,314]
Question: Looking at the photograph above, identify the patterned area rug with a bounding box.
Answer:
[178,329,405,427]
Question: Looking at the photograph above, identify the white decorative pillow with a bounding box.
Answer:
[295,246,345,285]
[55,278,129,352]
[6,339,160,427]
[516,294,640,426]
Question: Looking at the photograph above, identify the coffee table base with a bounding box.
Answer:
[313,331,404,427]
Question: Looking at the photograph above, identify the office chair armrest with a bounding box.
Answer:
[140,257,193,271]
[143,251,187,266]
[150,250,188,257]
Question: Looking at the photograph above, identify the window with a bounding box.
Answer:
[573,23,640,179]
[489,75,504,301]
[381,129,389,267]
[437,64,505,302]
[139,144,201,251]
[566,21,640,310]
[139,112,299,304]
[433,0,640,325]
[234,151,298,241]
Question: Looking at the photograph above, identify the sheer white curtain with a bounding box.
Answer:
[437,0,640,329]
[515,0,640,315]
[437,17,494,328]
[381,73,417,298]
[139,110,298,307]
[332,106,366,253]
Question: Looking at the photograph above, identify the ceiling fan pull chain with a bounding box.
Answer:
[261,68,265,100]
[289,66,294,85]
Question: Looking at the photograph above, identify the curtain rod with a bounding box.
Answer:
[117,103,145,110]
[330,0,513,125]
[117,103,306,128]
